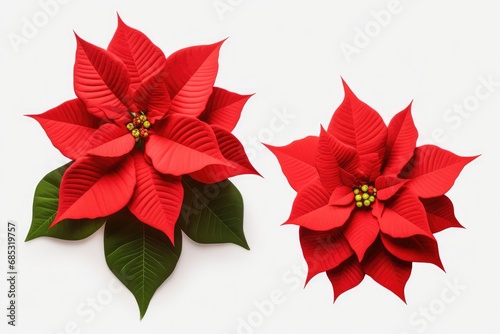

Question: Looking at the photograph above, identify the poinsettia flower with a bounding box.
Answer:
[266,79,477,301]
[28,16,258,243]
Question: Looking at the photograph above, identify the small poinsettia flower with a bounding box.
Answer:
[29,16,258,243]
[266,79,477,301]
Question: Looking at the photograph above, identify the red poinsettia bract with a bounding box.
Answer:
[29,16,258,243]
[266,80,477,301]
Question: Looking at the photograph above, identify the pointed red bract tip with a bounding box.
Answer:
[212,39,227,51]
[262,143,275,150]
[116,12,123,23]
[73,32,88,47]
[340,77,356,97]
[304,272,313,288]
[319,125,327,136]
[116,13,131,29]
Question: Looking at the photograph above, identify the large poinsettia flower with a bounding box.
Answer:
[29,16,258,243]
[266,80,477,301]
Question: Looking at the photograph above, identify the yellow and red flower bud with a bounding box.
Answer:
[127,113,151,142]
[353,184,377,209]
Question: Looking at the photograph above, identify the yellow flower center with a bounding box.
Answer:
[353,184,377,208]
[127,112,150,142]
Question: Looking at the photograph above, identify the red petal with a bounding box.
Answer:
[107,15,166,90]
[343,210,379,261]
[128,152,183,244]
[164,40,223,117]
[199,87,252,132]
[145,114,228,175]
[86,123,135,158]
[52,155,135,225]
[421,196,464,233]
[381,233,444,270]
[98,105,131,124]
[358,153,381,181]
[189,126,260,183]
[284,179,353,231]
[286,178,328,215]
[317,127,359,192]
[383,103,418,175]
[371,200,385,219]
[264,136,319,192]
[375,175,407,201]
[379,191,432,238]
[286,205,355,231]
[300,227,354,283]
[133,71,171,122]
[326,256,365,301]
[402,145,478,198]
[28,99,101,160]
[362,239,412,302]
[328,186,354,206]
[327,79,387,166]
[73,34,131,119]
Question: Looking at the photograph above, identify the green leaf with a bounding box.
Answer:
[178,176,249,250]
[104,209,182,319]
[26,163,105,241]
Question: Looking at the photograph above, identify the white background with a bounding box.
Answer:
[1,0,499,333]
